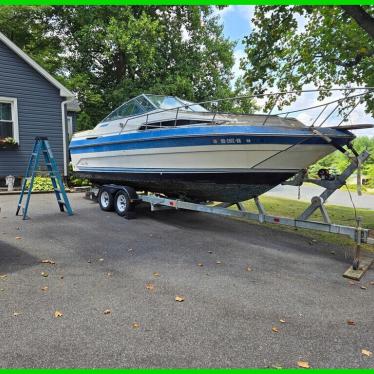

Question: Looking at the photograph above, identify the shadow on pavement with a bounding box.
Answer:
[0,240,39,274]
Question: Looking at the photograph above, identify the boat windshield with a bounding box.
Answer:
[100,94,209,124]
[146,95,185,110]
[145,95,208,112]
[101,95,156,123]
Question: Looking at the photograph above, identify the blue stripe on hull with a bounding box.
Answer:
[70,132,352,155]
[70,125,352,147]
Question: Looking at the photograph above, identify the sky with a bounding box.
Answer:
[217,6,374,137]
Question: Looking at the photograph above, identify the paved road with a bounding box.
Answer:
[265,185,374,210]
[0,194,373,368]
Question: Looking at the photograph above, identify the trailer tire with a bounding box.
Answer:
[98,189,114,211]
[114,190,132,217]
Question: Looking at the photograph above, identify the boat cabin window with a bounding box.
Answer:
[139,119,211,130]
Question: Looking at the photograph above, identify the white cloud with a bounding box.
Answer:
[181,25,190,42]
[232,49,246,81]
[217,6,255,26]
[294,13,307,34]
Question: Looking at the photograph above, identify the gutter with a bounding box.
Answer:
[61,98,75,176]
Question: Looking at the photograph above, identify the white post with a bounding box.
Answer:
[5,175,15,191]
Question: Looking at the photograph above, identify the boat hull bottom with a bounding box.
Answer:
[75,171,296,202]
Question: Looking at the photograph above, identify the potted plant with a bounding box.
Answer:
[0,137,18,150]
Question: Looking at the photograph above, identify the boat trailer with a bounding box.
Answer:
[88,150,373,276]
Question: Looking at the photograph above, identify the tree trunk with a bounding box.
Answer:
[341,6,374,40]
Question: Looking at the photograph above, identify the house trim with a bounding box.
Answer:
[0,96,19,143]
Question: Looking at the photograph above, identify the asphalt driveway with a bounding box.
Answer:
[0,193,373,368]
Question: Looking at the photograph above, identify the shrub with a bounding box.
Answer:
[67,163,91,187]
[26,176,63,192]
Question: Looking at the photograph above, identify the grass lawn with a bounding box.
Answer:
[238,196,374,253]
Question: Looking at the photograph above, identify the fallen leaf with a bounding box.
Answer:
[0,274,7,280]
[41,259,55,264]
[360,286,367,290]
[297,361,310,368]
[197,263,203,267]
[54,310,63,318]
[41,272,48,277]
[145,283,155,291]
[132,322,140,329]
[13,312,21,316]
[272,327,279,333]
[153,272,160,277]
[270,364,283,369]
[41,286,48,291]
[15,236,22,240]
[175,295,185,302]
[362,349,373,357]
[279,319,286,323]
[103,309,111,315]
[246,266,252,272]
[347,320,356,325]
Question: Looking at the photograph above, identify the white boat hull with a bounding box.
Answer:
[70,125,354,202]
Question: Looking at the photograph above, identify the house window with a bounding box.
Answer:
[67,116,73,138]
[0,97,19,143]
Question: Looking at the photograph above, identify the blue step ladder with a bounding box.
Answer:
[16,137,73,220]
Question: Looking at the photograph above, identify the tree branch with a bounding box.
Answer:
[340,6,374,40]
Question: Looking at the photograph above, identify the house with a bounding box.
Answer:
[0,31,79,185]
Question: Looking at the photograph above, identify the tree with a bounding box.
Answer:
[0,6,62,74]
[0,6,244,130]
[241,6,374,112]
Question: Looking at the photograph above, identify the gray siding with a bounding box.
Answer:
[0,40,65,179]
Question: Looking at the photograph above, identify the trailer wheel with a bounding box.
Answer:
[98,189,114,211]
[114,190,132,217]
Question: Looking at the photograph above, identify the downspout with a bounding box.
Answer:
[61,98,75,176]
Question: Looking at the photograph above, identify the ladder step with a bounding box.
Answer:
[17,138,73,218]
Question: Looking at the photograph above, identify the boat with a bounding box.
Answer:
[69,92,370,203]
